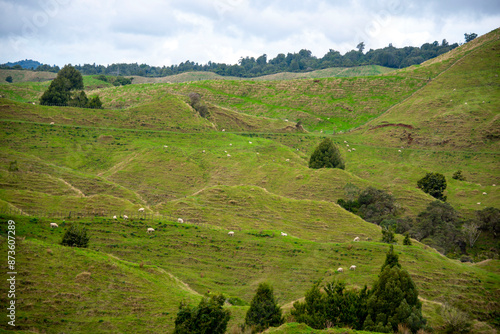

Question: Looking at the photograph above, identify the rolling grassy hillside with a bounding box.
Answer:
[0,29,499,333]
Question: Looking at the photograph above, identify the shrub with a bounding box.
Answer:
[438,304,472,334]
[381,227,397,244]
[245,283,283,333]
[309,138,345,170]
[61,224,90,248]
[173,294,230,334]
[417,172,447,201]
[452,170,466,181]
[5,75,13,83]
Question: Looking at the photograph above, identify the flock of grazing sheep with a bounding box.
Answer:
[49,208,361,274]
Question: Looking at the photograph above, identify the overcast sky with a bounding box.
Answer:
[1,0,499,67]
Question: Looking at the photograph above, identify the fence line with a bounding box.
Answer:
[0,206,225,230]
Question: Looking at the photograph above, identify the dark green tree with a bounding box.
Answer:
[411,201,462,254]
[464,33,478,43]
[417,172,447,201]
[68,91,89,108]
[174,294,230,334]
[357,187,399,224]
[356,42,365,53]
[40,64,84,106]
[87,95,103,109]
[245,283,284,333]
[403,233,412,246]
[381,227,397,244]
[476,207,500,237]
[364,246,426,333]
[5,75,13,83]
[309,138,345,170]
[291,280,369,330]
[61,224,90,248]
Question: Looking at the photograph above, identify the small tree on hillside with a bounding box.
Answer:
[40,64,85,106]
[245,283,284,333]
[452,170,466,181]
[61,224,90,248]
[417,172,447,201]
[5,75,13,83]
[309,138,345,170]
[364,246,426,333]
[464,33,478,43]
[174,294,230,334]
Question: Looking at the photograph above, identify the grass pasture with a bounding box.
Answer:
[0,28,499,333]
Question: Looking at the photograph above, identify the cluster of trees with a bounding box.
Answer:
[292,246,427,333]
[188,92,210,118]
[95,74,133,86]
[336,180,499,257]
[3,39,461,78]
[39,65,102,108]
[174,283,283,334]
[61,224,90,248]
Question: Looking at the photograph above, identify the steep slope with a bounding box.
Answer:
[356,28,500,151]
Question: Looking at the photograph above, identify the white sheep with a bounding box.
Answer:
[249,141,252,144]
[353,237,360,242]
[350,265,356,271]
[147,228,155,233]
[222,129,225,132]
[228,231,234,237]
[178,218,184,223]
[50,122,55,125]
[346,144,349,147]
[348,149,351,152]
[286,158,290,162]
[398,150,402,152]
[229,143,232,146]
[123,215,128,219]
[50,223,58,228]
[344,141,347,143]
[352,148,356,151]
[482,192,487,195]
[138,208,145,212]
[477,202,481,205]
[337,267,344,273]
[227,154,231,157]
[202,150,205,153]
[113,215,117,220]
[281,232,288,236]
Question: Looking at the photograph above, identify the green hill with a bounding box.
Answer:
[0,28,499,333]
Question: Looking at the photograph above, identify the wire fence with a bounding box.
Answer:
[0,206,234,231]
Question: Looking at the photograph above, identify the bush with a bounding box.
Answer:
[5,75,13,83]
[439,304,472,334]
[174,294,230,334]
[452,170,466,181]
[245,283,283,333]
[309,138,345,170]
[403,233,412,246]
[381,227,397,244]
[61,224,90,248]
[417,172,447,201]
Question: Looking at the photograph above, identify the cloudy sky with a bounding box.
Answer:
[1,0,499,67]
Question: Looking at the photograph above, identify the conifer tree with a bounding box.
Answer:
[309,138,345,170]
[174,294,230,334]
[364,246,426,333]
[245,283,284,333]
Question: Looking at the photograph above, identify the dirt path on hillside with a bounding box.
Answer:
[52,175,86,197]
[97,152,140,178]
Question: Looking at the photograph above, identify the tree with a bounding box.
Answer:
[88,96,103,109]
[245,283,283,333]
[40,64,84,106]
[291,280,369,330]
[464,33,478,43]
[381,227,397,244]
[417,172,447,201]
[476,207,500,237]
[61,224,90,248]
[411,201,462,254]
[364,246,426,333]
[462,222,481,248]
[309,138,345,170]
[403,233,412,246]
[357,187,399,224]
[174,294,230,334]
[5,75,13,83]
[356,42,365,53]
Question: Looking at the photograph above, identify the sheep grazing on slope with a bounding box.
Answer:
[50,223,58,228]
[281,232,288,236]
[113,215,117,220]
[350,265,356,271]
[147,228,155,233]
[123,215,128,220]
[138,208,145,212]
[178,218,184,223]
[228,231,235,237]
[353,237,360,242]
[337,267,344,273]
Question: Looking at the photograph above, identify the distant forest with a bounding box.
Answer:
[2,40,458,78]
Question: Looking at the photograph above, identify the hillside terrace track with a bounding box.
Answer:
[358,36,499,131]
